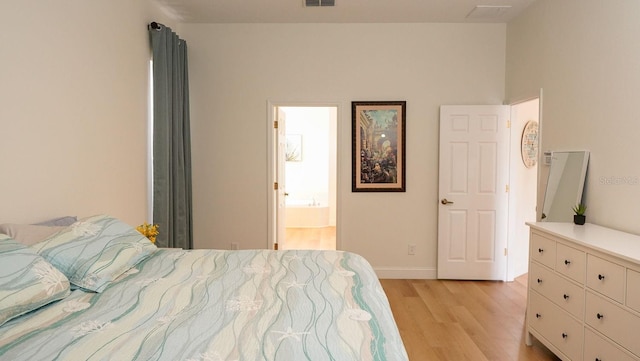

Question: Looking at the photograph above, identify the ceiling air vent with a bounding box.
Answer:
[305,0,335,7]
[466,5,512,20]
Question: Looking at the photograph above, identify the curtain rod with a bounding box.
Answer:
[149,22,162,31]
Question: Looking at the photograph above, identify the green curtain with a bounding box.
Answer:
[148,23,192,249]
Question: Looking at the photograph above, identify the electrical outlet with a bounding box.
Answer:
[408,244,416,255]
[231,242,239,250]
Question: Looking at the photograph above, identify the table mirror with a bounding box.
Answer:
[541,150,589,222]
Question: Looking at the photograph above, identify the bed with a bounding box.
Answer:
[0,215,408,361]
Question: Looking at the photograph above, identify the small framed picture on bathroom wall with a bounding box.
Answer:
[352,101,406,192]
[286,134,302,162]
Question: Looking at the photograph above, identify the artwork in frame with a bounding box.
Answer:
[286,134,302,162]
[352,101,406,192]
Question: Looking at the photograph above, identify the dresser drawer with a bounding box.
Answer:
[531,232,556,269]
[529,262,584,319]
[586,291,640,357]
[627,269,640,313]
[528,290,583,361]
[586,255,625,303]
[556,243,585,284]
[584,328,639,361]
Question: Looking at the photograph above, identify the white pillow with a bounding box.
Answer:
[33,216,77,227]
[0,224,66,246]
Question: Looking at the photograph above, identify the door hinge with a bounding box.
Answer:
[504,248,508,256]
[506,120,511,128]
[274,182,278,190]
[273,120,278,129]
[505,184,510,193]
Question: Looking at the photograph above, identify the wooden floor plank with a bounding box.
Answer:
[381,278,560,361]
[284,226,336,250]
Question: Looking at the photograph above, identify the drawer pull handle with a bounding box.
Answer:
[535,313,541,318]
[563,294,569,300]
[598,274,605,280]
[564,260,571,265]
[538,248,544,253]
[537,278,542,284]
[597,313,604,319]
[562,332,568,339]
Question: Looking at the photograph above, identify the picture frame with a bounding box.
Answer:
[352,101,406,192]
[286,134,302,162]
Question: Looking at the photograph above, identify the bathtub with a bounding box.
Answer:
[285,199,330,228]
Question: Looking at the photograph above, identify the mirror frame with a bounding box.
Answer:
[541,150,590,222]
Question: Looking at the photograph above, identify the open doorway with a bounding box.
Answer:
[273,105,337,250]
[437,99,540,281]
[507,97,540,281]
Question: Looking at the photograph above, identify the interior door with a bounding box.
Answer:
[274,107,287,250]
[438,105,510,280]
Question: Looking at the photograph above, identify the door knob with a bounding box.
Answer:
[441,198,454,205]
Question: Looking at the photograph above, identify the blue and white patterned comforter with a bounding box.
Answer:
[0,249,408,361]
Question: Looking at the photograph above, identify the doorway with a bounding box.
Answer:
[437,105,511,280]
[437,99,540,281]
[272,105,338,250]
[506,97,540,280]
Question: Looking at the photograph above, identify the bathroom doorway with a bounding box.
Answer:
[274,105,337,250]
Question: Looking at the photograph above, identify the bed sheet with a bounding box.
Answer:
[0,249,408,361]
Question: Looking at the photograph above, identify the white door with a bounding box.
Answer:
[438,105,510,280]
[275,107,287,250]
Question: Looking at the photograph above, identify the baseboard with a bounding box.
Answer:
[373,267,437,279]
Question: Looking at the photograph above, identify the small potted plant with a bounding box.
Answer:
[572,204,587,225]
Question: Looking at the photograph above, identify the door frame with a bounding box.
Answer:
[437,105,511,281]
[437,93,543,281]
[266,100,342,250]
[506,90,543,281]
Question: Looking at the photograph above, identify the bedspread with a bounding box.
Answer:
[0,249,408,361]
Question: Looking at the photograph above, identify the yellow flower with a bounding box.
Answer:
[136,222,159,243]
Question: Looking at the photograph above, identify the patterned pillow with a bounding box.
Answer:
[31,215,157,293]
[0,235,71,326]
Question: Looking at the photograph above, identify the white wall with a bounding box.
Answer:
[0,0,172,225]
[183,23,506,277]
[507,0,640,235]
[7,0,637,277]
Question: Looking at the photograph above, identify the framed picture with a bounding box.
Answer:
[352,101,406,192]
[286,134,302,162]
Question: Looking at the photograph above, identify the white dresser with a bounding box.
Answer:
[526,222,640,361]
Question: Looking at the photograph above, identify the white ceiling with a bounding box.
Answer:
[153,0,537,24]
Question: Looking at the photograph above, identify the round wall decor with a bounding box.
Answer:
[521,120,538,168]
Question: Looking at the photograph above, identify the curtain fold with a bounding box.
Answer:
[149,23,193,249]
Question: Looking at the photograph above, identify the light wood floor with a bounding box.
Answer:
[381,276,559,361]
[283,226,336,250]
[282,227,557,360]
